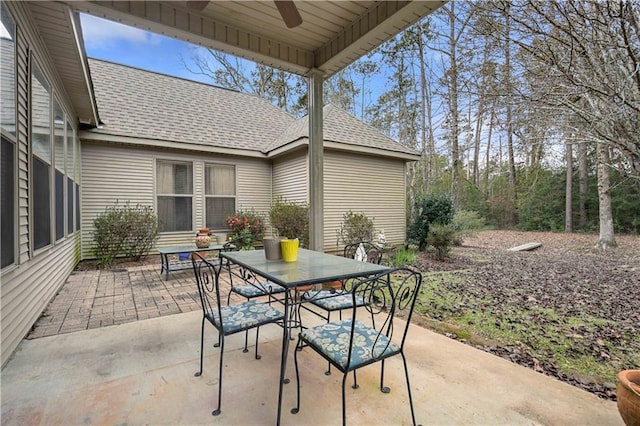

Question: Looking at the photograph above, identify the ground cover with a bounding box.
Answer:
[410,230,640,401]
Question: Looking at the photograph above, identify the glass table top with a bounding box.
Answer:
[157,244,225,254]
[221,248,390,289]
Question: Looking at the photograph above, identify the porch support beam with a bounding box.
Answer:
[308,68,324,251]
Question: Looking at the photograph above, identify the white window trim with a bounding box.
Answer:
[154,158,195,234]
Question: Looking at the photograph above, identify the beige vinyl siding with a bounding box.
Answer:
[81,142,155,258]
[236,160,272,220]
[81,142,272,257]
[16,33,30,262]
[1,1,82,367]
[272,151,308,203]
[324,150,407,253]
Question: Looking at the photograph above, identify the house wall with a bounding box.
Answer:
[272,150,308,203]
[324,150,407,253]
[272,147,408,253]
[80,142,272,259]
[1,2,82,367]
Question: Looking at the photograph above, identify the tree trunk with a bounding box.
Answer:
[448,4,461,206]
[417,25,429,193]
[578,140,588,229]
[503,3,518,226]
[596,142,616,248]
[565,141,573,232]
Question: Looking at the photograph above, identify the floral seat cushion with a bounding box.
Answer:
[303,290,366,311]
[301,319,400,370]
[233,281,286,298]
[207,300,284,334]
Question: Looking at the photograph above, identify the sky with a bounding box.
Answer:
[80,14,213,85]
[78,13,388,117]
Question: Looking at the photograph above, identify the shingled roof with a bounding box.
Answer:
[267,104,419,157]
[85,59,419,160]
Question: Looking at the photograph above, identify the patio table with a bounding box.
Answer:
[220,248,390,425]
[157,244,224,280]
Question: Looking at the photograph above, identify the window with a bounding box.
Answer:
[54,100,65,241]
[156,160,192,232]
[31,60,52,250]
[205,164,236,230]
[1,3,16,269]
[1,136,15,268]
[66,122,74,234]
[74,135,80,232]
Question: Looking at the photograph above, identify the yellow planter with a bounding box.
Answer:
[280,239,299,262]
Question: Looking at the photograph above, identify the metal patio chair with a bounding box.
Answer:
[291,267,422,426]
[191,252,285,416]
[226,237,286,308]
[301,241,383,374]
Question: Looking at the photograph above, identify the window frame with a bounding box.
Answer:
[1,3,18,272]
[204,162,237,231]
[155,159,194,233]
[66,121,74,236]
[30,56,54,254]
[53,97,66,242]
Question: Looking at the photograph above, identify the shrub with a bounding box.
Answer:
[408,193,455,250]
[226,210,266,245]
[336,210,375,246]
[93,202,161,267]
[269,197,309,248]
[428,223,456,260]
[452,210,486,246]
[388,245,416,267]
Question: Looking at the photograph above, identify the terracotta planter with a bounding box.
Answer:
[617,369,640,426]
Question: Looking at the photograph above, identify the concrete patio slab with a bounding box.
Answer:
[1,308,621,425]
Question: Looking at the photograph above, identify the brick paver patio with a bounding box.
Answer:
[27,262,239,339]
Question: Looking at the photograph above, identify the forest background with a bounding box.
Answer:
[183,0,640,243]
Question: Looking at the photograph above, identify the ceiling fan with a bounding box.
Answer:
[186,1,303,28]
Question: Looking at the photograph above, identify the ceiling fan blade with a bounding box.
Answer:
[186,1,209,11]
[274,1,303,28]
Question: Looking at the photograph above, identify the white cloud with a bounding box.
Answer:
[80,14,162,49]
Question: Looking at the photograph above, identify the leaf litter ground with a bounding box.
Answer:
[411,230,640,401]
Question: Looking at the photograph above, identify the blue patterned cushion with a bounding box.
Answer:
[207,301,284,334]
[232,281,286,298]
[304,290,366,311]
[301,319,400,370]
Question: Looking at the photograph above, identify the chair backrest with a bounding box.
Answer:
[191,252,225,323]
[348,268,422,360]
[344,241,383,264]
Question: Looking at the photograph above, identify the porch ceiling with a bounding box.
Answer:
[65,1,445,77]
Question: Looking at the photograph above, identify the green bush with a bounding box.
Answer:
[269,197,309,248]
[408,193,455,250]
[336,210,375,246]
[428,223,456,260]
[93,202,161,267]
[226,209,266,245]
[452,210,486,246]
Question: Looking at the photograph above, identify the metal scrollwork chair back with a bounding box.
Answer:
[292,267,422,426]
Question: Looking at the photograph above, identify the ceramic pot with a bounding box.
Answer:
[264,237,282,260]
[617,369,640,426]
[195,228,212,248]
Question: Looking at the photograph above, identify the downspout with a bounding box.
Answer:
[308,69,324,251]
